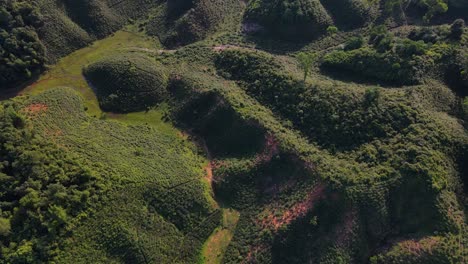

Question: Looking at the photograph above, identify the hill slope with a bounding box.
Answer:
[0,0,467,263]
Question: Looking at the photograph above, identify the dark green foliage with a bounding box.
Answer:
[408,26,451,43]
[61,0,123,38]
[344,36,365,51]
[322,35,456,85]
[167,0,194,17]
[36,0,157,62]
[0,103,101,262]
[319,0,372,29]
[450,18,465,40]
[369,25,394,52]
[148,0,241,47]
[83,54,169,113]
[322,48,413,84]
[169,73,266,158]
[244,0,333,40]
[0,0,45,88]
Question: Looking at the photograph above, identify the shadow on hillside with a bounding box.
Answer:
[0,73,43,100]
[318,67,403,89]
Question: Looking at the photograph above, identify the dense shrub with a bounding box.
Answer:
[0,0,46,89]
[408,26,451,43]
[83,54,169,113]
[0,103,101,262]
[244,0,333,40]
[322,33,457,85]
[322,47,420,85]
[344,36,365,51]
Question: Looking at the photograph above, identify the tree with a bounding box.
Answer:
[420,0,449,23]
[327,26,338,36]
[450,19,465,40]
[296,52,316,81]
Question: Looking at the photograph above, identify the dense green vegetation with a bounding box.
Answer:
[0,0,45,89]
[1,0,467,263]
[147,0,242,47]
[321,24,463,85]
[0,101,102,262]
[83,54,168,113]
[244,0,333,40]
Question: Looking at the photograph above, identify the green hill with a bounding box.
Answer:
[83,54,168,113]
[0,0,467,263]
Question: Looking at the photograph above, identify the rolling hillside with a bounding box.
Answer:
[0,0,467,263]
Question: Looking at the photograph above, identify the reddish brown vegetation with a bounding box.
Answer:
[22,103,49,116]
[255,133,279,164]
[259,183,326,231]
[398,237,440,256]
[242,245,268,264]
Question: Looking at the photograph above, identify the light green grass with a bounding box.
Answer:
[200,209,240,264]
[23,30,160,116]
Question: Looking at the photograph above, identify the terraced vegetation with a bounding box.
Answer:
[0,0,467,263]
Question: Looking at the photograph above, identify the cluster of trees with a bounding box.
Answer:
[0,103,102,262]
[384,0,448,22]
[322,22,464,85]
[215,49,422,150]
[0,0,46,89]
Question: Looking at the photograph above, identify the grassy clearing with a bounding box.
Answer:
[201,209,240,264]
[21,30,160,116]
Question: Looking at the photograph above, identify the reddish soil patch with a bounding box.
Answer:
[255,133,279,164]
[335,209,358,248]
[398,237,440,256]
[205,161,214,184]
[22,103,48,116]
[242,245,267,264]
[259,183,326,231]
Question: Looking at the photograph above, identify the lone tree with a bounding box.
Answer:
[450,19,465,40]
[297,52,316,81]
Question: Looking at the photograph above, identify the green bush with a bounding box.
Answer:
[83,54,169,113]
[322,47,420,85]
[344,36,365,51]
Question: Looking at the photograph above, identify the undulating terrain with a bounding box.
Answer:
[0,0,467,263]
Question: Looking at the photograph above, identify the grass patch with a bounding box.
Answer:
[200,209,240,264]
